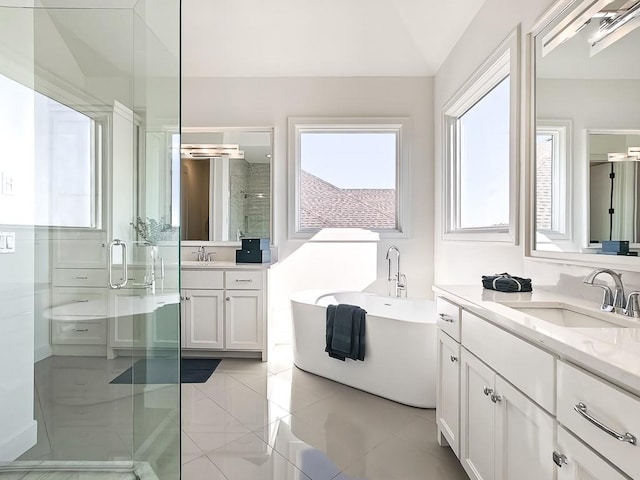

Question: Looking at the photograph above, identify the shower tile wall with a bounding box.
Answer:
[229,162,270,240]
[229,160,249,240]
[246,163,270,239]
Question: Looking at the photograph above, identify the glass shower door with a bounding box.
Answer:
[0,1,181,479]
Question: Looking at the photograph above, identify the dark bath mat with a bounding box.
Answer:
[110,358,221,384]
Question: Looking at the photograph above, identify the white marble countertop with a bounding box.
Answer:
[181,260,273,270]
[433,285,640,396]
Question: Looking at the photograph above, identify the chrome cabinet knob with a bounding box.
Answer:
[490,393,502,403]
[483,386,493,396]
[450,355,458,362]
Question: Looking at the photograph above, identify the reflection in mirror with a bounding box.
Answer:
[180,129,272,242]
[589,132,640,244]
[534,0,640,254]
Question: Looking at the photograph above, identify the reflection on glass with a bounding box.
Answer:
[459,76,510,229]
[534,0,640,253]
[181,129,272,242]
[536,133,554,232]
[589,133,640,244]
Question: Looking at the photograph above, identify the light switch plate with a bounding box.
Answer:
[1,171,15,196]
[0,232,15,253]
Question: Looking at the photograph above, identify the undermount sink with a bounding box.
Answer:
[501,302,636,328]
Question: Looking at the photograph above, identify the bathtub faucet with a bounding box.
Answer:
[386,246,407,298]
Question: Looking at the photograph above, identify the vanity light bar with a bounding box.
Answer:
[181,144,245,159]
[590,0,640,55]
[542,0,615,56]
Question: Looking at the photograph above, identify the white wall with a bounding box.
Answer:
[434,0,640,297]
[182,76,434,333]
[0,5,37,461]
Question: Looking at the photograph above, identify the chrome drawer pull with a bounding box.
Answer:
[235,279,253,282]
[574,402,637,445]
[74,276,89,280]
[73,328,89,332]
[72,299,89,303]
[483,386,493,396]
[450,355,458,362]
[438,313,454,323]
[552,451,568,467]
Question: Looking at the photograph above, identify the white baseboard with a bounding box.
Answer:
[0,420,37,462]
[34,344,52,363]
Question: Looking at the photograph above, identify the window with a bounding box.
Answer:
[34,93,102,228]
[289,118,409,238]
[536,120,570,238]
[0,72,102,229]
[443,28,519,242]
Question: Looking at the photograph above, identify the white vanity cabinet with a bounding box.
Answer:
[180,266,268,360]
[556,361,640,479]
[435,289,640,480]
[460,348,555,480]
[182,289,224,349]
[437,297,555,480]
[436,298,461,457]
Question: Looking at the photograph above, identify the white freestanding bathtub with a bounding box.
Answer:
[290,290,437,408]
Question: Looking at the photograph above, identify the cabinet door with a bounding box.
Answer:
[184,289,224,349]
[555,427,627,480]
[108,290,144,349]
[461,348,496,480]
[225,289,263,351]
[495,376,556,480]
[437,329,460,457]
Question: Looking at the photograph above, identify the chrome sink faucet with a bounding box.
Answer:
[583,268,625,312]
[192,245,206,262]
[386,246,407,298]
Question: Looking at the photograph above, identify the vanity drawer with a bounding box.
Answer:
[53,268,108,287]
[436,297,461,342]
[462,310,555,413]
[52,288,107,316]
[557,361,640,479]
[51,319,107,345]
[181,269,224,289]
[225,271,263,290]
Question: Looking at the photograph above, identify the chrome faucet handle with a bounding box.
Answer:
[623,292,640,318]
[206,252,216,262]
[590,284,614,312]
[397,273,407,298]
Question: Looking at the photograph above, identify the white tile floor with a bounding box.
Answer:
[181,345,468,480]
[14,346,468,480]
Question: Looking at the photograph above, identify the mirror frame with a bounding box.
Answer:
[180,126,274,246]
[526,0,640,271]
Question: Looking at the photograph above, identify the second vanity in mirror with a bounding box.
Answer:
[532,0,640,264]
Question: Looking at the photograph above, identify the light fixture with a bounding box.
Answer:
[181,144,245,159]
[590,0,640,55]
[607,146,640,161]
[542,0,615,56]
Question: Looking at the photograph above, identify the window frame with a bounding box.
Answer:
[535,119,572,240]
[288,117,411,239]
[442,27,520,243]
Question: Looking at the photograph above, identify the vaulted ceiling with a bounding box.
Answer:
[182,0,486,77]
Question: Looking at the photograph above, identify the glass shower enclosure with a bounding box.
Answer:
[0,1,181,478]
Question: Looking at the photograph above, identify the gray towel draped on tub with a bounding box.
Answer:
[325,304,366,361]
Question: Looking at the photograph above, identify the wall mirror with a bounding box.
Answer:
[532,0,640,262]
[180,128,273,244]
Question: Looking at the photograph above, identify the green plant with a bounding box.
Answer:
[131,216,177,245]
